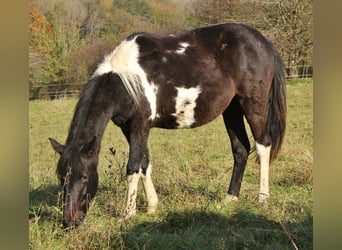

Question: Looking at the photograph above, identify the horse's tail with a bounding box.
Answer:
[267,52,287,162]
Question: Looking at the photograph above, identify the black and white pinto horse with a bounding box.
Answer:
[49,23,286,227]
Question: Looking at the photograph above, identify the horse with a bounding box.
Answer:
[49,22,286,227]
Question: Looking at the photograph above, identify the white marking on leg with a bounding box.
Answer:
[123,171,141,219]
[224,194,239,203]
[175,42,190,54]
[172,86,201,128]
[141,164,158,213]
[256,142,271,203]
[92,36,157,120]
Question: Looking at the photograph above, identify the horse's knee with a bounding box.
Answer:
[232,144,250,164]
[126,163,141,175]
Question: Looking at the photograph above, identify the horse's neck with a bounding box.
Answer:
[66,102,113,147]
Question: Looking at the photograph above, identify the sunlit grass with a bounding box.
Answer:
[29,79,313,249]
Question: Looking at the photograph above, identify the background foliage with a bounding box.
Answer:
[29,0,312,99]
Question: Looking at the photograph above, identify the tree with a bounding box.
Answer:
[189,0,313,78]
[262,0,313,77]
[189,0,264,27]
[29,5,57,95]
[29,0,190,99]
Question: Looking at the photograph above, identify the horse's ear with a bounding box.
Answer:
[81,136,98,156]
[49,138,65,155]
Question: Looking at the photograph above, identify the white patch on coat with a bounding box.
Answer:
[143,81,158,120]
[175,42,190,54]
[172,86,201,128]
[92,36,157,120]
[220,43,228,51]
[162,56,168,63]
[93,57,113,76]
[255,142,271,202]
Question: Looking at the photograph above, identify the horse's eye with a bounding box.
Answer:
[80,175,88,182]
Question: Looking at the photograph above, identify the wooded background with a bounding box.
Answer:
[29,0,312,99]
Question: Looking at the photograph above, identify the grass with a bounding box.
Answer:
[29,79,313,249]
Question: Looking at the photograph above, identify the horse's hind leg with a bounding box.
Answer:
[222,98,251,202]
[241,98,272,203]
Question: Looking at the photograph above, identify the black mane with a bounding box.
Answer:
[66,76,101,145]
[56,76,101,177]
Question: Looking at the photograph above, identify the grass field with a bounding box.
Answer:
[29,79,313,249]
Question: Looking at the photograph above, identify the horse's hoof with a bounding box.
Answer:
[146,198,158,214]
[146,203,158,213]
[146,207,157,214]
[224,194,239,203]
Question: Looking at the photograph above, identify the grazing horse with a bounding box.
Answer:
[49,22,286,227]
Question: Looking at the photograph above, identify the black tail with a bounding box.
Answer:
[267,53,287,162]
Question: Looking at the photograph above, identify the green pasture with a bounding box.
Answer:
[29,79,313,249]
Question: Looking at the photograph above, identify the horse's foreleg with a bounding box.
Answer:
[124,163,158,219]
[123,171,141,219]
[256,142,271,203]
[141,163,158,213]
[122,121,157,219]
[120,126,141,220]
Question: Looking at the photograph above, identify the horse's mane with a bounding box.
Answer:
[57,76,101,177]
[92,35,146,107]
[66,76,100,145]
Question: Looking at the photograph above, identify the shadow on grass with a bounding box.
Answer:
[29,184,60,222]
[29,185,312,249]
[123,210,313,249]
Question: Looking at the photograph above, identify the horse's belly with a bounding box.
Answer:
[153,85,232,129]
[153,85,202,129]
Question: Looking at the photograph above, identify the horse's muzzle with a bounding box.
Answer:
[62,209,86,228]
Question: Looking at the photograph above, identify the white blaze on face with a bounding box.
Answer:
[92,36,158,120]
[173,86,201,128]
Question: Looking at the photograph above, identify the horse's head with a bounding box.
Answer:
[49,137,99,227]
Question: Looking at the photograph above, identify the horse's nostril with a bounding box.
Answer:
[70,210,85,222]
[63,211,85,228]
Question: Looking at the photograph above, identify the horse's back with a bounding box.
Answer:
[136,22,277,89]
[109,23,279,129]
